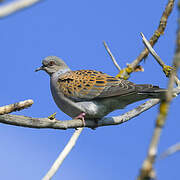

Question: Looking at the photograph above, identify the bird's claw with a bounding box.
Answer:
[75,112,86,127]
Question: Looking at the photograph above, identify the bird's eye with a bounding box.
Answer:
[48,61,55,66]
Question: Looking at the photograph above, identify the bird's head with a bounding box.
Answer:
[35,56,70,75]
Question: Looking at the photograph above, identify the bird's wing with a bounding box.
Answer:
[57,70,137,101]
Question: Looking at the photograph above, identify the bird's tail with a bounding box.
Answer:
[136,84,166,99]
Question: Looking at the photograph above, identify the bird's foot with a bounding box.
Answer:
[75,112,86,127]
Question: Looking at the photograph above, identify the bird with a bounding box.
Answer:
[35,56,166,125]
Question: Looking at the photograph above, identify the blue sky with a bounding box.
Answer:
[0,0,180,179]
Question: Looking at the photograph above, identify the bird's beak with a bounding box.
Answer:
[35,65,44,72]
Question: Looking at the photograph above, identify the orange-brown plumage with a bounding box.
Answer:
[57,70,141,101]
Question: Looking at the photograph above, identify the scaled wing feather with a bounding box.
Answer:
[57,70,137,101]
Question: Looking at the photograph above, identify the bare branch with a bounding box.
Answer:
[0,99,33,115]
[42,128,83,180]
[117,0,175,79]
[140,32,165,67]
[141,32,180,87]
[131,0,174,68]
[0,0,43,18]
[137,58,179,180]
[137,1,180,179]
[159,143,180,160]
[0,100,160,129]
[103,41,121,71]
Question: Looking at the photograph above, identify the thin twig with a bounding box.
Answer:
[42,128,84,180]
[159,142,180,160]
[141,32,180,87]
[0,99,33,115]
[0,0,43,18]
[140,32,165,67]
[103,41,121,71]
[117,0,175,79]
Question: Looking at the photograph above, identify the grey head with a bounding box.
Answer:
[35,56,70,76]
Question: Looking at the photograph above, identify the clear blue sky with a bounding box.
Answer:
[0,0,180,179]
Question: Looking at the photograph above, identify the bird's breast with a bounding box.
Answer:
[50,76,82,118]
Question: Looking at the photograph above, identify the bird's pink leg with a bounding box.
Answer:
[75,112,86,127]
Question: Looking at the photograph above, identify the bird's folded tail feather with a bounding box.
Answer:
[136,84,167,99]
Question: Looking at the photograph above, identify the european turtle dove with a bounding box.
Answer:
[35,56,166,124]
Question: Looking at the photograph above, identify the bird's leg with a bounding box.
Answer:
[75,112,86,127]
[74,113,98,129]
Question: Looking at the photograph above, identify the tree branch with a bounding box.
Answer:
[0,101,160,129]
[116,0,175,79]
[137,1,180,179]
[159,142,180,160]
[103,41,121,71]
[42,128,84,180]
[140,32,180,87]
[0,99,33,115]
[0,0,43,18]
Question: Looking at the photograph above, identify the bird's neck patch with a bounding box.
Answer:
[56,68,71,76]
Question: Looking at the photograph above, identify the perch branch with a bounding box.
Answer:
[116,0,175,79]
[0,100,160,129]
[0,0,43,18]
[42,128,84,180]
[0,99,33,115]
